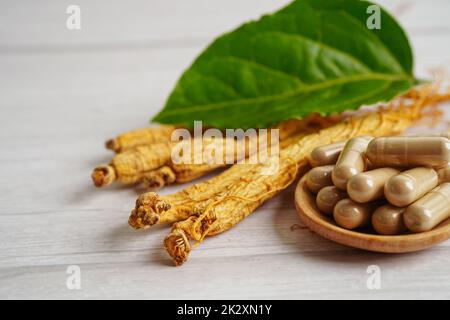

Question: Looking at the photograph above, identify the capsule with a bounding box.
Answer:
[403,183,450,232]
[366,137,450,168]
[412,132,450,140]
[332,136,372,190]
[309,141,346,167]
[347,168,401,203]
[436,164,450,183]
[384,167,438,207]
[372,204,407,235]
[333,198,377,229]
[306,165,334,194]
[316,186,347,215]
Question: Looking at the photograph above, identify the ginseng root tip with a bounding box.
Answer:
[128,207,160,229]
[91,165,116,187]
[164,229,191,266]
[142,166,176,190]
[105,139,120,152]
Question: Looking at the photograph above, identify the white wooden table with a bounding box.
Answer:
[1,0,449,299]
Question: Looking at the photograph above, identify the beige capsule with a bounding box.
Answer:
[309,141,346,167]
[384,167,438,207]
[316,186,347,215]
[372,204,407,235]
[403,183,450,233]
[366,137,450,168]
[436,164,450,183]
[333,198,377,230]
[332,136,372,190]
[306,165,334,194]
[347,168,401,203]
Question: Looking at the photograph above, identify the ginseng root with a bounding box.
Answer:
[106,119,307,153]
[92,142,173,187]
[106,125,176,153]
[128,131,313,229]
[93,118,329,189]
[93,136,259,188]
[141,129,309,188]
[127,151,278,229]
[139,116,342,189]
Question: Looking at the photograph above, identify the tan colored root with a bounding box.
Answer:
[95,137,244,188]
[129,192,178,228]
[164,229,191,266]
[164,85,445,265]
[106,125,176,153]
[99,114,344,190]
[141,166,176,190]
[92,142,173,187]
[167,163,225,184]
[96,120,308,189]
[141,116,341,189]
[164,158,303,265]
[128,131,313,230]
[106,119,298,155]
[128,159,256,229]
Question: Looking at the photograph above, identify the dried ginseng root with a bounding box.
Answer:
[105,116,312,153]
[128,132,311,228]
[164,96,439,265]
[105,119,304,154]
[140,116,342,189]
[141,130,301,188]
[127,154,267,228]
[92,142,173,187]
[106,125,176,153]
[92,118,323,189]
[93,135,268,188]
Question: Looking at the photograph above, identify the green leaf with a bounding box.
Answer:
[153,0,415,129]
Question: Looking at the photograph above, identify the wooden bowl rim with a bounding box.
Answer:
[294,175,450,253]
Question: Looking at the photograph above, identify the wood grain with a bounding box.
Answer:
[0,0,450,299]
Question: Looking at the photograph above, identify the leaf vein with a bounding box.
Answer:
[158,73,410,117]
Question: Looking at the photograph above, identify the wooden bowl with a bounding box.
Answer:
[294,174,450,253]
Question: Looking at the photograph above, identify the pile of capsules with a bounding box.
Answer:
[305,134,450,235]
